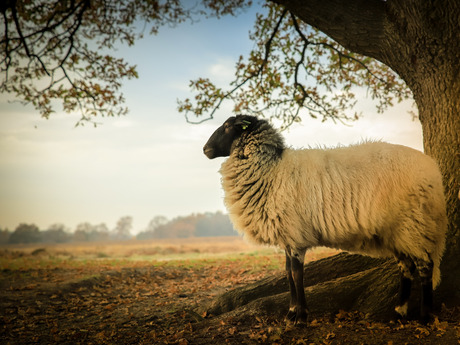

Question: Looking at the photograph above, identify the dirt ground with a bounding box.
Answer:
[1,239,459,344]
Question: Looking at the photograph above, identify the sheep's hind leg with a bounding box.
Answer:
[285,248,308,326]
[415,257,434,322]
[395,254,416,318]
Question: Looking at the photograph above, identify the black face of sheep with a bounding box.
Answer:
[203,115,256,159]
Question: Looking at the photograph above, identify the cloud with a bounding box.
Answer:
[285,99,422,151]
[112,120,135,128]
[208,58,235,84]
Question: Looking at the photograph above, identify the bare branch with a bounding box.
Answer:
[260,8,288,76]
[2,10,11,80]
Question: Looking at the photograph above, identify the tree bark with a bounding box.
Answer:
[273,0,387,60]
[205,0,459,321]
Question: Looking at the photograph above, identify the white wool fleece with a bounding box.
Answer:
[220,140,447,288]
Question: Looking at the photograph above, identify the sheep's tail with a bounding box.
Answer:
[432,259,441,289]
[431,233,445,289]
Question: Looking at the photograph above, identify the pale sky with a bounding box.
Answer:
[0,5,423,234]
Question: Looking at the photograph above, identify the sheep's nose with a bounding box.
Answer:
[203,145,214,159]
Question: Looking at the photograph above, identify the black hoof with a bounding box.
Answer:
[285,307,308,327]
[295,310,309,327]
[295,318,308,328]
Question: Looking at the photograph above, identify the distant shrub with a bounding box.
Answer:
[9,224,41,244]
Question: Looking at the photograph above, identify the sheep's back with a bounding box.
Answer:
[278,142,446,257]
[222,141,446,261]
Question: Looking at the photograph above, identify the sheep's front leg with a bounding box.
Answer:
[285,247,308,325]
[285,251,297,322]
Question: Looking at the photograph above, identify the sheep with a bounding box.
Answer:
[203,115,447,325]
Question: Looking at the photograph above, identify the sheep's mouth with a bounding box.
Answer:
[203,146,215,159]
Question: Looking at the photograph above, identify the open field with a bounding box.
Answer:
[0,237,336,271]
[1,237,459,344]
[0,236,282,259]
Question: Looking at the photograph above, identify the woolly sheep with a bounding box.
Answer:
[203,115,447,325]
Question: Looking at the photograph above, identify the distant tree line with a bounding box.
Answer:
[0,215,133,245]
[0,212,237,245]
[136,211,237,240]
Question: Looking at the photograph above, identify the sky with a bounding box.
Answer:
[0,4,423,234]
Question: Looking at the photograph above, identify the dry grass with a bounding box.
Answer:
[1,236,260,258]
[0,236,338,270]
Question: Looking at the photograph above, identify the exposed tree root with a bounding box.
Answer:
[202,253,438,322]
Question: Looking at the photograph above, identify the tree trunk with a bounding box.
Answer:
[204,0,459,321]
[372,0,460,306]
[414,71,460,306]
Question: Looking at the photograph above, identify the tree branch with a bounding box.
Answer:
[289,14,333,123]
[185,8,289,125]
[59,0,88,67]
[289,12,398,105]
[1,9,11,79]
[10,0,51,76]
